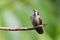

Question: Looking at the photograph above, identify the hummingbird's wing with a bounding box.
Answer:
[30,16,36,26]
[39,17,42,25]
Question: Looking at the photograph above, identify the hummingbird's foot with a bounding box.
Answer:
[38,24,47,27]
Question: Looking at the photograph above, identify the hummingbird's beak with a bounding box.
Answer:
[33,10,35,12]
[33,10,35,11]
[33,10,35,15]
[33,10,36,12]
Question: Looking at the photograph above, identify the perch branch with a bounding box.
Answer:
[0,24,47,31]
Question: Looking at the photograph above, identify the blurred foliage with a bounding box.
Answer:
[0,0,60,40]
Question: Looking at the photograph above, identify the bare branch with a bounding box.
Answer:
[0,24,47,31]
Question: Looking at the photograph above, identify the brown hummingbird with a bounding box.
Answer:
[30,10,43,34]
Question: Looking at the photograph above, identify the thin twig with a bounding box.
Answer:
[0,24,47,31]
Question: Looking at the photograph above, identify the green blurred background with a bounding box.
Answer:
[0,0,60,40]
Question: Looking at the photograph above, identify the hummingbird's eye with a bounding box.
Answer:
[37,12,39,15]
[37,13,39,15]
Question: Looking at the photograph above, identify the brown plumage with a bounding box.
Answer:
[30,10,43,34]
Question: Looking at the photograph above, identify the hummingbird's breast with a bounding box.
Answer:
[33,15,40,26]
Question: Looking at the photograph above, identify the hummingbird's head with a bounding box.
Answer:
[33,10,39,16]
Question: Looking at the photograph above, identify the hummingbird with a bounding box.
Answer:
[30,10,43,34]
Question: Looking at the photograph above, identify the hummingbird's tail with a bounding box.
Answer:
[35,27,43,34]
